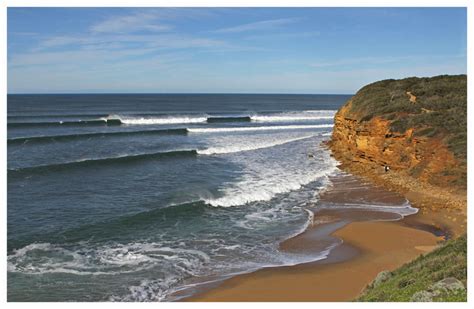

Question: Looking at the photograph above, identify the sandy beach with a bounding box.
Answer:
[189,220,440,301]
[187,169,465,302]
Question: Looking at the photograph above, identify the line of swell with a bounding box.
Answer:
[196,134,316,155]
[188,124,333,133]
[8,150,197,175]
[7,113,109,120]
[251,115,334,122]
[8,128,188,145]
[8,123,334,146]
[8,112,336,127]
[7,119,120,128]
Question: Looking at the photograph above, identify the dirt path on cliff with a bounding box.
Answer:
[406,91,417,103]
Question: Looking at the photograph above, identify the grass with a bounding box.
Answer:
[356,234,467,302]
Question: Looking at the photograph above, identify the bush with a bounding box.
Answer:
[357,234,467,302]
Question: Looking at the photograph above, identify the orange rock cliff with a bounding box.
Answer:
[328,75,466,191]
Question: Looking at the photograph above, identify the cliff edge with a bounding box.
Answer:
[328,75,467,302]
[328,75,466,217]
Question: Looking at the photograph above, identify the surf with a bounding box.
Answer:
[8,150,198,175]
[188,124,333,133]
[118,116,207,125]
[8,128,188,145]
[196,134,316,155]
[250,115,334,122]
[7,118,120,128]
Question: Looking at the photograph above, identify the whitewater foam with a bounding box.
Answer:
[205,161,338,208]
[188,124,333,133]
[7,242,210,276]
[118,116,207,125]
[320,200,418,217]
[251,115,334,122]
[99,111,337,126]
[197,135,316,155]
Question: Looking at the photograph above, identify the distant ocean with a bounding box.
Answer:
[8,94,351,301]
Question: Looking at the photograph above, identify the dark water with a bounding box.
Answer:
[7,94,360,301]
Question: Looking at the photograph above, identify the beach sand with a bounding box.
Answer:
[189,220,440,302]
[185,171,462,302]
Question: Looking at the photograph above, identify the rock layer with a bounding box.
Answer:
[329,99,461,189]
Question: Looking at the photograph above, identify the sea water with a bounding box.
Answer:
[7,93,408,301]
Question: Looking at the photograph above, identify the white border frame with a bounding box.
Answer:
[1,1,471,309]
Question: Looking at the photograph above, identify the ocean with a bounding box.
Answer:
[8,93,354,301]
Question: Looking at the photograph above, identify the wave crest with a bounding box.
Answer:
[205,164,338,207]
[118,116,207,125]
[188,124,333,133]
[197,135,316,155]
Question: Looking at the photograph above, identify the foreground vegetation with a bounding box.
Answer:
[357,234,467,302]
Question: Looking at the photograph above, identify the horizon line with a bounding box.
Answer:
[7,92,354,95]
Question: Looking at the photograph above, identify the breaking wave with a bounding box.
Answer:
[197,135,316,155]
[188,124,333,133]
[118,116,207,125]
[204,163,338,207]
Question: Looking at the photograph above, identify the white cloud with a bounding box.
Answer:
[39,34,217,49]
[309,56,412,68]
[38,36,98,49]
[8,60,467,94]
[309,54,466,69]
[9,48,156,67]
[213,18,300,33]
[90,12,171,34]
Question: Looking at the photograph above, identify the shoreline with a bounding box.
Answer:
[184,165,465,302]
[187,220,441,302]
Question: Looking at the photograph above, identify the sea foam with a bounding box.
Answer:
[251,115,334,122]
[188,124,333,133]
[204,161,338,207]
[119,116,207,125]
[197,135,316,155]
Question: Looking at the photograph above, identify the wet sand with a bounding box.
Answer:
[186,172,449,302]
[189,221,439,301]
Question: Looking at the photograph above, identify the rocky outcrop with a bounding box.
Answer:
[410,277,466,302]
[329,99,460,189]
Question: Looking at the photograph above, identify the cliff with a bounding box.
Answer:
[328,75,467,302]
[329,75,467,191]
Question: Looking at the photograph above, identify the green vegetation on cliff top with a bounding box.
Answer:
[357,234,467,302]
[349,75,467,163]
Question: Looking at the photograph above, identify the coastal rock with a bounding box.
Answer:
[410,290,436,302]
[328,75,466,191]
[329,100,458,188]
[409,277,465,302]
[371,270,392,288]
[431,277,465,293]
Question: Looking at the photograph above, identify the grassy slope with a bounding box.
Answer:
[357,234,467,302]
[349,75,467,166]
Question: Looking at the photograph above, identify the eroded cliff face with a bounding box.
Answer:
[329,100,460,189]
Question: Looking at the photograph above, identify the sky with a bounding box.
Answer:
[7,7,467,94]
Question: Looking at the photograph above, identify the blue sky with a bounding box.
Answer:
[8,7,467,94]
